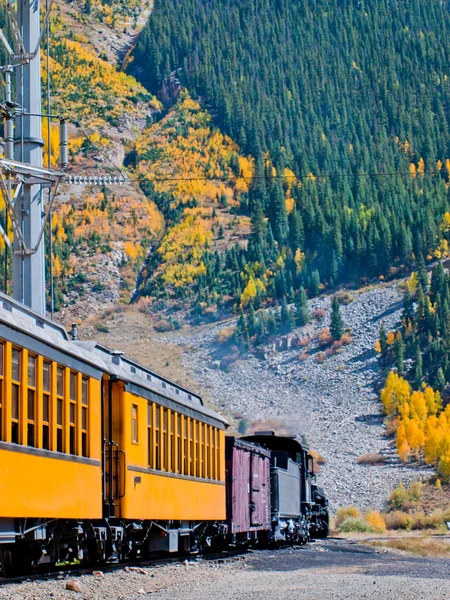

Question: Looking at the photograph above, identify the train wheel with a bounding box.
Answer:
[0,545,28,577]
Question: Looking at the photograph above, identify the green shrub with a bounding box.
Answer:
[389,483,409,510]
[335,506,361,528]
[408,481,424,502]
[338,517,374,533]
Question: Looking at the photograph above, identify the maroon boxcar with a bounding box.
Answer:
[225,437,272,543]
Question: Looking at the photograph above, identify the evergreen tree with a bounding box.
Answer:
[393,332,405,375]
[435,367,446,391]
[379,321,388,363]
[414,345,423,384]
[417,255,429,294]
[330,296,344,340]
[310,270,321,297]
[247,303,257,338]
[403,289,414,327]
[430,262,445,304]
[235,307,250,350]
[294,286,310,326]
[280,296,294,333]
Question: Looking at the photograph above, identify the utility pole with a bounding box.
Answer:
[13,0,45,314]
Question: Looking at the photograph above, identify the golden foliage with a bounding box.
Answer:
[381,371,450,477]
[134,92,252,292]
[44,39,157,130]
[365,511,387,532]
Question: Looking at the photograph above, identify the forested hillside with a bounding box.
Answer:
[129,0,450,299]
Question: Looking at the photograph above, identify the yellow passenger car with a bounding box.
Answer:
[78,342,228,554]
[0,292,228,574]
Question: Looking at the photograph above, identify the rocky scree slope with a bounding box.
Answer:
[162,283,432,510]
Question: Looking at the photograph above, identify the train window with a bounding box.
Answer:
[210,426,214,479]
[132,404,138,444]
[162,409,168,471]
[190,420,195,476]
[184,417,189,475]
[170,411,176,473]
[155,407,160,469]
[42,361,51,450]
[202,424,207,478]
[195,421,200,477]
[198,422,202,478]
[215,429,220,480]
[56,366,64,453]
[211,427,216,479]
[0,342,3,441]
[205,425,210,479]
[27,355,36,447]
[147,403,152,468]
[81,377,89,457]
[69,372,77,454]
[177,414,182,473]
[11,348,21,444]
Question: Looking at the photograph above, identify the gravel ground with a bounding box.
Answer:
[2,541,450,600]
[162,283,431,510]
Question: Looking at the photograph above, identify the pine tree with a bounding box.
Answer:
[417,255,429,294]
[330,295,344,340]
[310,269,321,297]
[247,303,257,337]
[280,296,294,333]
[393,332,405,375]
[402,289,414,326]
[295,286,311,326]
[414,345,423,384]
[430,262,445,304]
[235,307,250,350]
[379,321,388,360]
[268,181,288,245]
[435,367,446,391]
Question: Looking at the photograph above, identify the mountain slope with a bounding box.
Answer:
[129,0,450,293]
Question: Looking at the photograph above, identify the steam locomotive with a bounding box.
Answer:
[0,293,328,576]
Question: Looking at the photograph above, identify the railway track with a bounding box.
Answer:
[0,547,249,586]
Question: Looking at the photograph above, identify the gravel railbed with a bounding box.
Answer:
[2,541,450,599]
[162,284,431,510]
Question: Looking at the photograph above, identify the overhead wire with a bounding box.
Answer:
[59,113,445,186]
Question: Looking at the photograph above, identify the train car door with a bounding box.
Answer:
[102,376,125,518]
[250,450,268,527]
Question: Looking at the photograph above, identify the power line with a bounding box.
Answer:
[62,109,446,187]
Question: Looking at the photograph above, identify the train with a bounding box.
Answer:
[0,292,329,576]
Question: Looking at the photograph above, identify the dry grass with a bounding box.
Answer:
[368,537,450,558]
[315,352,326,363]
[356,453,387,465]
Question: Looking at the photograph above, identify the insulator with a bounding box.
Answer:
[4,116,14,160]
[58,118,68,169]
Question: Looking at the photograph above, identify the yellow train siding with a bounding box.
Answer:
[0,335,104,522]
[0,448,102,519]
[113,387,227,521]
[121,471,226,521]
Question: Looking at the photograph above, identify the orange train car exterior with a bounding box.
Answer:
[0,293,228,574]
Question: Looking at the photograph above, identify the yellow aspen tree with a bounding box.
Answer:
[438,452,450,481]
[386,331,396,345]
[417,157,425,176]
[410,391,427,423]
[406,419,425,458]
[424,427,443,465]
[398,439,411,463]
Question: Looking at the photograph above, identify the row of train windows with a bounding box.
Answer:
[131,403,221,480]
[0,343,90,457]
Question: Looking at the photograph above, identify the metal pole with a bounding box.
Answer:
[13,0,45,315]
[46,0,54,318]
[3,66,13,295]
